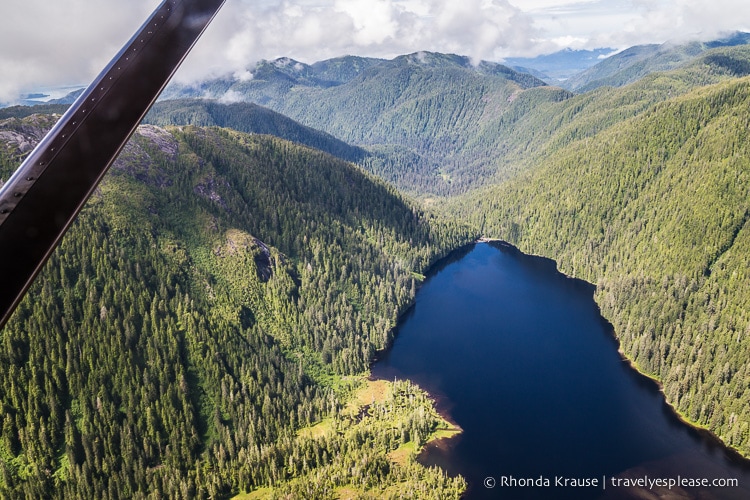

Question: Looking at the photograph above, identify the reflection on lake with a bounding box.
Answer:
[372,242,750,499]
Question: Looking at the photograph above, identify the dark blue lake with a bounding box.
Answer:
[372,242,750,499]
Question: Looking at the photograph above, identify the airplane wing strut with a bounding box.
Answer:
[0,0,226,328]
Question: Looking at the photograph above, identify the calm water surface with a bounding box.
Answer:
[372,242,750,499]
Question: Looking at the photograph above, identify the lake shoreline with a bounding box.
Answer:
[480,238,750,466]
[372,239,750,489]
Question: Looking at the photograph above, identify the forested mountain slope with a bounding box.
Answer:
[8,44,749,201]
[565,36,750,92]
[0,101,367,166]
[163,51,549,196]
[0,115,472,498]
[0,104,69,120]
[458,44,750,189]
[158,47,750,198]
[144,99,367,163]
[8,41,750,199]
[161,55,387,104]
[451,77,750,458]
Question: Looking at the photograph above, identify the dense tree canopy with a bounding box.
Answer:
[4,41,750,498]
[452,76,750,457]
[0,118,473,498]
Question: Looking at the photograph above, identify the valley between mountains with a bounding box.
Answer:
[2,36,750,498]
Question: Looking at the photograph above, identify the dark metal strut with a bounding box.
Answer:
[0,0,226,328]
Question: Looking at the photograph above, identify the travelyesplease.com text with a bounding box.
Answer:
[484,474,740,491]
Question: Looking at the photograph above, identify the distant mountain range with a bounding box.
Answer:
[10,34,750,197]
[156,37,750,194]
[503,47,616,83]
[161,51,549,196]
[7,30,750,108]
[564,31,750,91]
[161,51,546,109]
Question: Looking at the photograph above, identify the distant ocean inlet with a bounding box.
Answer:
[372,242,750,500]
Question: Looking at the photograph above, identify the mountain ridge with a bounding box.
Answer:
[162,51,549,196]
[144,99,368,163]
[564,32,750,91]
[450,76,750,458]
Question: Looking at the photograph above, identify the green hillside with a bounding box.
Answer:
[160,47,750,199]
[450,44,750,191]
[163,52,549,196]
[0,101,367,166]
[10,44,750,200]
[451,77,750,456]
[4,40,750,498]
[309,55,388,85]
[0,104,69,120]
[565,36,750,92]
[144,99,367,163]
[0,116,472,498]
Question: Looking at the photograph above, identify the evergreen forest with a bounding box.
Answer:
[0,116,471,498]
[2,37,750,499]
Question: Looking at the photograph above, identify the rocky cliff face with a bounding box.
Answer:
[0,114,58,158]
[0,115,179,187]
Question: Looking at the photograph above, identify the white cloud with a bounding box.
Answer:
[0,0,160,102]
[179,0,539,79]
[512,0,597,11]
[624,0,750,44]
[425,0,538,61]
[520,0,750,51]
[218,89,245,104]
[333,0,399,45]
[2,0,749,102]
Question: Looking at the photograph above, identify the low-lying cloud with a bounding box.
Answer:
[0,0,160,103]
[2,0,749,103]
[178,0,540,81]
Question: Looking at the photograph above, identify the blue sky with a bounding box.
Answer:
[1,0,749,102]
